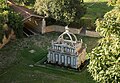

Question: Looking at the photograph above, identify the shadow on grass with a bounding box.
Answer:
[34,55,90,74]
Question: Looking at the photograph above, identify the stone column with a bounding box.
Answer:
[41,18,46,34]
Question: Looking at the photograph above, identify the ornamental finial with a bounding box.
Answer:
[65,26,69,32]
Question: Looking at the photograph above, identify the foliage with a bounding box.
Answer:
[0,15,4,43]
[34,0,86,25]
[0,0,7,9]
[108,0,120,6]
[13,0,35,6]
[0,0,9,43]
[0,0,24,43]
[88,3,120,83]
[8,11,23,38]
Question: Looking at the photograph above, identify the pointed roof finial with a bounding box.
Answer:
[65,25,69,32]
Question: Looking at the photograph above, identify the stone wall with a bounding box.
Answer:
[42,25,83,34]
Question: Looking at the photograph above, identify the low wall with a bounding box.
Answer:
[42,25,100,37]
[42,25,83,34]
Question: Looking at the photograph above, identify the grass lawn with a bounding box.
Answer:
[83,0,113,29]
[0,32,99,83]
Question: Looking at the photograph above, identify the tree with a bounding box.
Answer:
[13,0,35,6]
[88,1,120,83]
[34,0,86,25]
[8,11,23,38]
[0,0,9,43]
[0,0,24,41]
[108,0,120,6]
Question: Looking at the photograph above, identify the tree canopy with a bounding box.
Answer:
[10,0,35,6]
[108,0,120,6]
[34,0,86,25]
[88,1,120,83]
[0,0,23,42]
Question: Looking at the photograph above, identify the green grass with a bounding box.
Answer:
[0,65,95,83]
[0,1,113,82]
[0,32,99,83]
[83,0,113,29]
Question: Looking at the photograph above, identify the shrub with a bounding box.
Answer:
[34,0,86,25]
[13,0,35,6]
[0,0,24,43]
[0,0,9,43]
[88,3,120,83]
[8,11,23,38]
[0,15,4,43]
